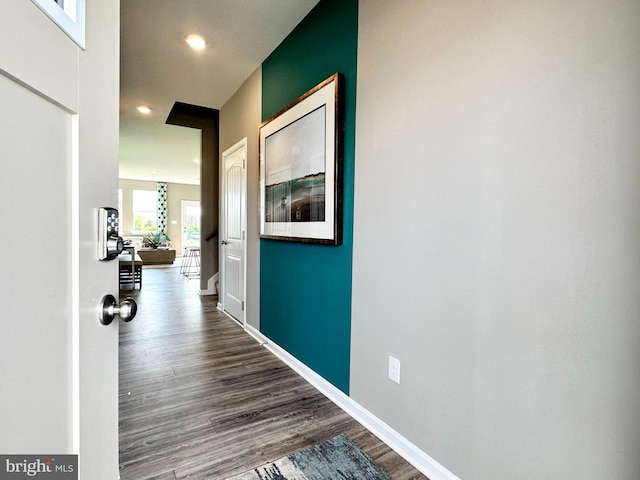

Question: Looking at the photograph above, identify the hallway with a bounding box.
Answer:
[118,267,425,479]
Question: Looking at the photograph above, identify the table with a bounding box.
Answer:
[137,248,176,265]
[180,247,200,278]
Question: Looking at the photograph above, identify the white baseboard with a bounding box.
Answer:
[199,272,219,296]
[243,324,460,480]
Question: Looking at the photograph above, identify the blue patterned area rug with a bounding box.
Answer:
[226,435,391,480]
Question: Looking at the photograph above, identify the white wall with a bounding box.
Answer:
[351,1,640,479]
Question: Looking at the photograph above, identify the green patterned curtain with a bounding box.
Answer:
[157,182,167,235]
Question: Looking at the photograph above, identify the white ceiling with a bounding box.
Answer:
[119,0,319,185]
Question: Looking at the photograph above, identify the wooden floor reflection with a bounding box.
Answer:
[119,266,426,479]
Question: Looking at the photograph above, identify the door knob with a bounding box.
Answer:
[99,294,137,325]
[221,240,228,245]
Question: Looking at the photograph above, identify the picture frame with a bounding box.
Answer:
[259,73,343,245]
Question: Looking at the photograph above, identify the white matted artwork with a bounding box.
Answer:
[259,73,343,245]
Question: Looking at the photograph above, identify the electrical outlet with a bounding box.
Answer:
[388,356,401,384]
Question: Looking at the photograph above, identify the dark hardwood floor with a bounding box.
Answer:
[119,266,427,480]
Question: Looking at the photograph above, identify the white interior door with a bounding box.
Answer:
[0,2,120,479]
[221,139,247,323]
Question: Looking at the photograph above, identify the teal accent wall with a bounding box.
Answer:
[260,0,358,393]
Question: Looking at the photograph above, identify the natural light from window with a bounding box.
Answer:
[133,190,158,233]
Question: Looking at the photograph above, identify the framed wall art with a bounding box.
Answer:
[259,73,343,245]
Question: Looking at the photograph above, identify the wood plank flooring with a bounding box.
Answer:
[119,266,427,480]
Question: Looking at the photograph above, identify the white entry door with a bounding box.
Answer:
[0,3,120,479]
[220,139,247,323]
[182,200,201,249]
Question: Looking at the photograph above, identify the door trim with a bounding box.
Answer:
[219,137,247,326]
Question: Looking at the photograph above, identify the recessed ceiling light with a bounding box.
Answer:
[185,34,207,51]
[136,105,152,114]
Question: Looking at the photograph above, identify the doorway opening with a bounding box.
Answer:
[181,200,201,250]
[219,138,247,325]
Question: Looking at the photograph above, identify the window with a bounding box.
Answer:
[32,0,85,48]
[132,190,157,233]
